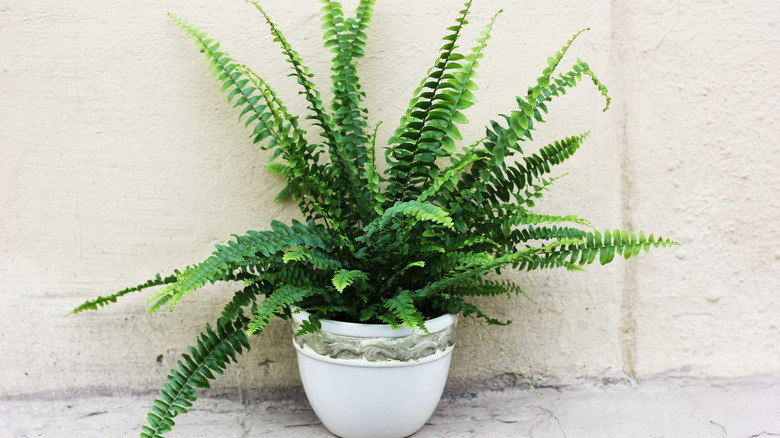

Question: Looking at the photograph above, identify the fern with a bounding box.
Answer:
[70,273,177,315]
[294,311,323,336]
[149,220,333,312]
[332,269,369,293]
[247,284,319,334]
[72,3,678,436]
[142,315,250,438]
[452,277,531,301]
[385,1,475,202]
[559,230,678,266]
[382,291,425,330]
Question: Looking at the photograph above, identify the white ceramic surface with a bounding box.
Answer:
[292,310,456,438]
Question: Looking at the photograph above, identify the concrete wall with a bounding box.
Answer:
[2,0,778,398]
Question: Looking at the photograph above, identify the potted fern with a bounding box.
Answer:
[72,1,676,437]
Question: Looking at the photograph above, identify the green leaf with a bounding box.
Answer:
[332,269,368,293]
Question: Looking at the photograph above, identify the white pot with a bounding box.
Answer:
[291,310,457,438]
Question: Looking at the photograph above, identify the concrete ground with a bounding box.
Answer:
[2,377,779,437]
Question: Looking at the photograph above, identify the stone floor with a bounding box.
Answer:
[2,376,779,437]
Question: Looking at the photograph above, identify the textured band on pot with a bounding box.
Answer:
[293,320,457,362]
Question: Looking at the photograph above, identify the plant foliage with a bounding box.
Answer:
[73,1,676,435]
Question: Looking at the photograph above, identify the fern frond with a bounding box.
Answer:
[580,61,611,111]
[424,9,502,159]
[141,315,250,438]
[492,204,593,228]
[362,121,386,215]
[247,284,320,334]
[245,0,339,149]
[470,205,594,253]
[168,14,283,151]
[332,269,369,293]
[513,174,566,208]
[487,132,590,204]
[70,273,178,315]
[218,281,264,327]
[453,51,611,219]
[294,312,323,336]
[418,147,484,204]
[508,230,677,271]
[320,0,370,160]
[283,246,343,271]
[362,200,454,242]
[320,0,374,224]
[528,28,590,104]
[578,230,678,266]
[169,15,339,227]
[247,0,372,233]
[409,239,579,301]
[382,291,425,330]
[149,220,333,312]
[344,0,375,59]
[385,0,474,202]
[452,277,531,301]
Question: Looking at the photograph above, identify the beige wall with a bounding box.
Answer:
[2,0,778,398]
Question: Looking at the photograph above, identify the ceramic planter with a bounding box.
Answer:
[291,309,457,438]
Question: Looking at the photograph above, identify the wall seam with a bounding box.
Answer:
[610,0,639,379]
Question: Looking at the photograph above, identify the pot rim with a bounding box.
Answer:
[291,307,457,338]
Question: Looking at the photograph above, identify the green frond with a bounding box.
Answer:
[423,9,502,159]
[273,184,292,202]
[218,281,264,327]
[247,284,319,334]
[256,259,333,290]
[362,200,454,242]
[168,14,285,151]
[455,55,611,210]
[451,278,507,298]
[245,0,338,146]
[169,15,340,227]
[320,1,373,224]
[344,0,375,59]
[70,273,178,315]
[579,60,611,111]
[513,174,567,208]
[141,315,250,438]
[527,58,611,116]
[489,132,590,204]
[517,230,677,270]
[362,121,386,215]
[584,230,678,266]
[283,246,343,270]
[453,277,531,301]
[149,220,333,313]
[459,300,512,325]
[294,311,323,336]
[382,291,425,330]
[418,148,484,204]
[331,269,369,293]
[320,0,370,144]
[245,1,372,233]
[384,0,475,202]
[382,260,427,289]
[493,204,593,228]
[410,239,580,301]
[514,225,589,244]
[529,28,590,101]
